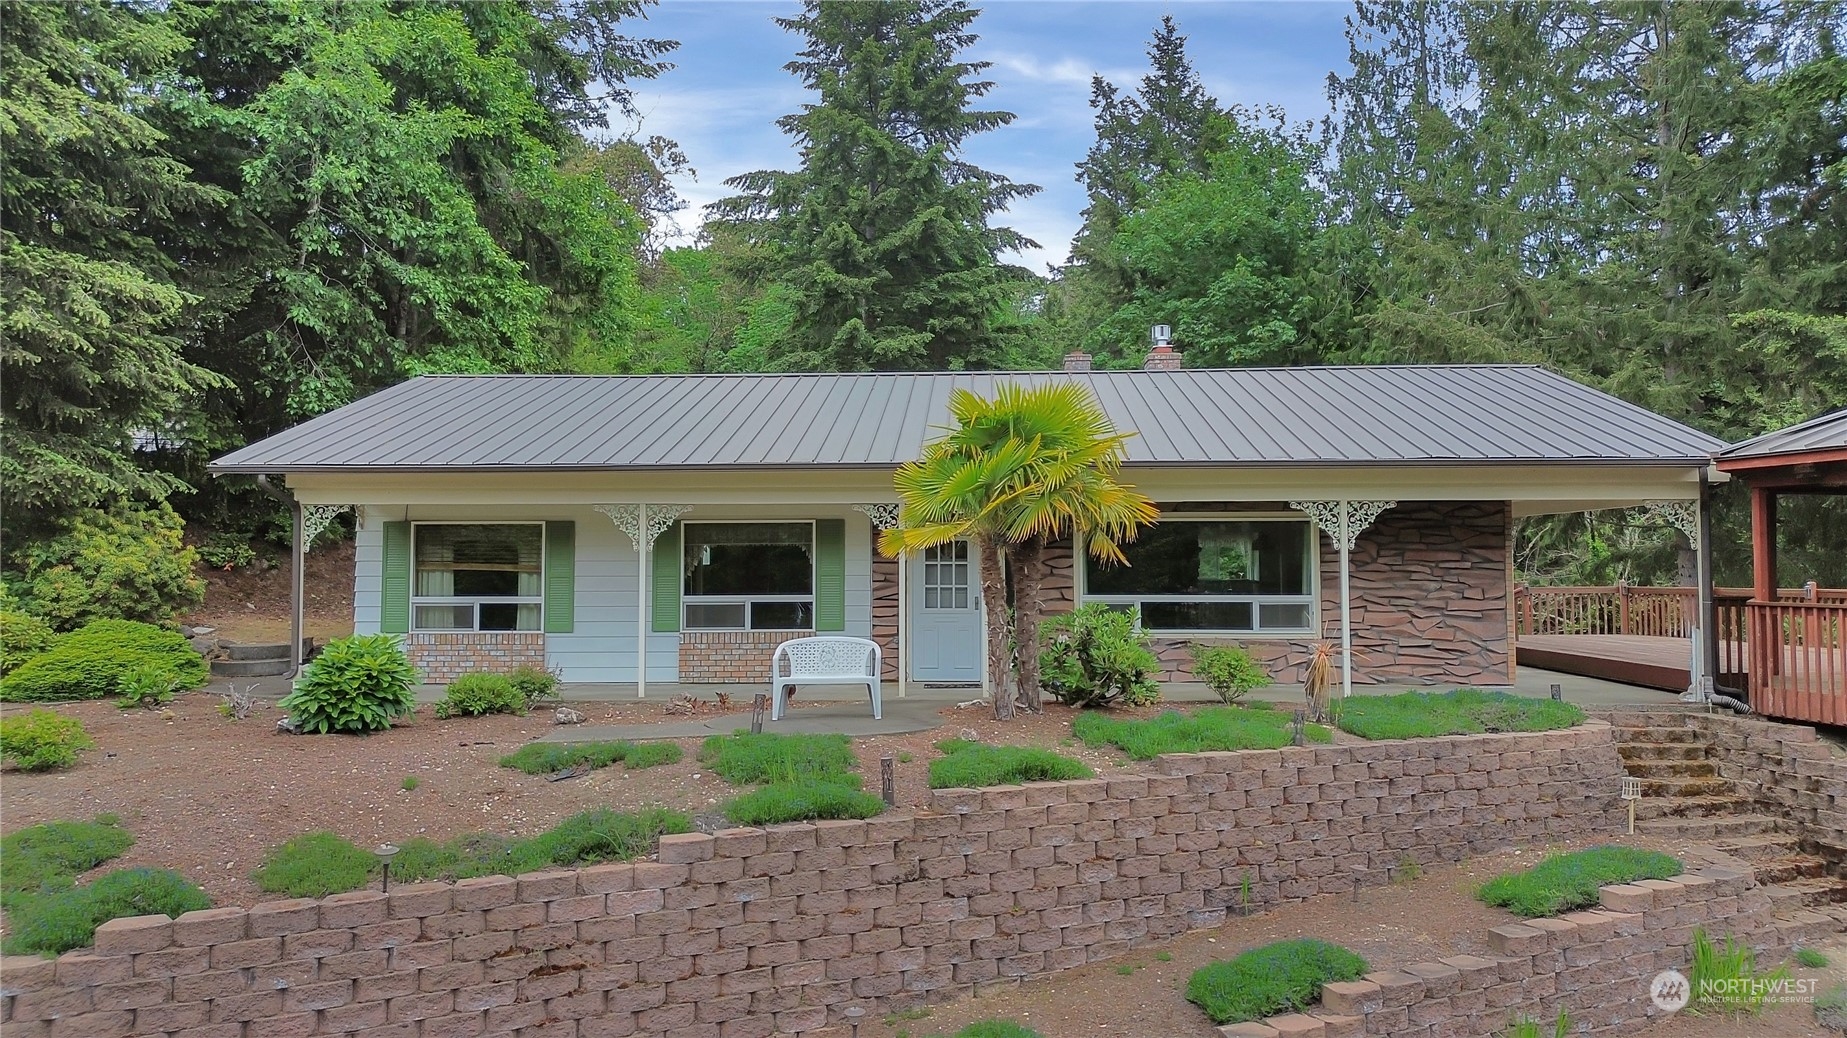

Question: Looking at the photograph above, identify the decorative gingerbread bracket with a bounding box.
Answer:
[594,504,693,553]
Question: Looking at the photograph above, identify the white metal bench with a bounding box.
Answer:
[771,636,883,721]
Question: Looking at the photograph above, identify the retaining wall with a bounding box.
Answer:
[1,725,1631,1038]
[1684,712,1847,851]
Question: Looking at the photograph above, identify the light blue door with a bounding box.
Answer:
[911,541,981,682]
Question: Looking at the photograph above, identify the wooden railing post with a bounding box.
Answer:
[1617,581,1631,636]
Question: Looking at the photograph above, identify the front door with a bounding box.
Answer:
[910,541,981,682]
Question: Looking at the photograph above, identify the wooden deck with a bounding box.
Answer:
[1516,634,1746,693]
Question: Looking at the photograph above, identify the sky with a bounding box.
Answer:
[615,1,1356,273]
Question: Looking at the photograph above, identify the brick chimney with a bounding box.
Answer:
[1144,344,1182,371]
[1062,350,1092,372]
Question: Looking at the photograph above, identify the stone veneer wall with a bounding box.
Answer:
[677,632,793,683]
[404,634,546,684]
[1229,864,1797,1038]
[1041,501,1512,686]
[0,725,1626,1038]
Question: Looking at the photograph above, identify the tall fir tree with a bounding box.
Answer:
[715,0,1038,371]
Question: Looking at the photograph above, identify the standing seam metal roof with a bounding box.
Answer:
[208,365,1725,473]
[1714,408,1847,463]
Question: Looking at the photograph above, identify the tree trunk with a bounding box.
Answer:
[975,534,1015,720]
[1011,537,1046,714]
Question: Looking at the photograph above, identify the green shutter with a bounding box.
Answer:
[651,522,681,632]
[543,521,575,634]
[815,518,846,631]
[381,521,411,634]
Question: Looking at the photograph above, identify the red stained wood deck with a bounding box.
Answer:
[1516,634,1720,693]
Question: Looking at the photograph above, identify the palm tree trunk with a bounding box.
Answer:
[1011,536,1046,713]
[975,534,1015,720]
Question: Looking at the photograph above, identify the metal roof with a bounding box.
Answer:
[1714,408,1847,464]
[209,365,1725,474]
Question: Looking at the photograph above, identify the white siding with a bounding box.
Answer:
[846,514,872,639]
[545,507,648,682]
[352,512,383,635]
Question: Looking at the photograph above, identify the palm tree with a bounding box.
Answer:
[881,382,1157,719]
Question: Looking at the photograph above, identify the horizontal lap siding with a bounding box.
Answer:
[352,516,383,635]
[545,509,649,682]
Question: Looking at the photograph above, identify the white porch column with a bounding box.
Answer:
[595,504,692,698]
[1290,500,1395,700]
[854,504,905,699]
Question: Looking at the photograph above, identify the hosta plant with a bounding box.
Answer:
[279,635,417,734]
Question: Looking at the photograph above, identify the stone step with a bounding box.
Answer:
[1769,908,1846,947]
[1764,877,1847,910]
[1619,759,1720,779]
[1753,857,1834,885]
[1617,743,1710,762]
[1711,834,1803,861]
[1602,711,1698,729]
[225,639,314,661]
[1635,814,1780,841]
[1610,725,1701,744]
[209,657,295,678]
[1639,776,1732,798]
[1633,794,1756,820]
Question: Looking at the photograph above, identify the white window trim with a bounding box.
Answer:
[682,519,817,633]
[410,521,546,634]
[1078,512,1320,638]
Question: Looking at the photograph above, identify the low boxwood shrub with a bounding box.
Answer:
[3,867,210,956]
[1186,939,1369,1024]
[928,739,1092,788]
[0,619,207,702]
[1039,603,1161,708]
[1,816,134,903]
[508,665,561,708]
[1074,706,1329,760]
[0,709,95,771]
[434,673,525,719]
[279,634,417,733]
[699,731,856,784]
[254,832,378,897]
[499,740,682,775]
[1477,846,1682,918]
[1191,645,1270,705]
[0,611,58,674]
[722,782,887,826]
[1334,689,1585,741]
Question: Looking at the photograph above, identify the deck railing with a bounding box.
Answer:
[1513,583,1844,639]
[1747,600,1847,726]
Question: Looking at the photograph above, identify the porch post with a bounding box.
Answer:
[855,504,906,699]
[1290,500,1394,700]
[898,556,908,700]
[1697,472,1718,690]
[1750,485,1777,602]
[637,503,648,700]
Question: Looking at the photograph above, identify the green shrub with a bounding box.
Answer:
[196,532,257,570]
[499,740,683,775]
[1040,603,1161,708]
[722,782,887,826]
[945,1024,1044,1038]
[13,504,205,629]
[1186,939,1369,1024]
[1503,1010,1572,1038]
[1334,689,1585,741]
[699,731,856,785]
[2,867,210,956]
[279,634,417,733]
[1794,947,1830,968]
[1,619,206,702]
[0,710,95,771]
[1689,928,1790,1015]
[116,665,181,709]
[1074,707,1329,760]
[1191,645,1270,705]
[390,808,692,882]
[434,673,525,719]
[254,832,378,897]
[0,611,58,674]
[1,817,134,902]
[1477,846,1682,918]
[928,740,1092,788]
[508,665,561,707]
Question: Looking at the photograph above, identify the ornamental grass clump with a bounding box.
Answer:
[1186,939,1369,1024]
[1,816,134,905]
[3,867,209,956]
[1334,688,1584,741]
[722,782,888,825]
[254,832,379,897]
[1476,846,1682,918]
[499,740,682,775]
[698,731,856,785]
[928,739,1092,788]
[1074,706,1328,760]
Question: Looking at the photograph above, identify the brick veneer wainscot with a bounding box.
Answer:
[1035,501,1513,686]
[404,633,545,684]
[1,724,1636,1038]
[679,630,797,683]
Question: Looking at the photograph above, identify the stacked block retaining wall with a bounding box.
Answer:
[1,725,1630,1038]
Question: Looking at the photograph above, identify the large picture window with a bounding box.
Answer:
[1084,518,1315,633]
[683,522,814,631]
[412,523,543,631]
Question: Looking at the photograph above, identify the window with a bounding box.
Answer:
[683,522,814,630]
[412,523,543,631]
[1084,518,1315,633]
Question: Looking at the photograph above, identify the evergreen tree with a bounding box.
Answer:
[715,0,1039,371]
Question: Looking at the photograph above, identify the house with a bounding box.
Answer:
[210,351,1724,692]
